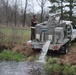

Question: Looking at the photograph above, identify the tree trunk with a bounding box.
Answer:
[14,0,17,27]
[61,0,63,20]
[23,0,28,27]
[6,0,9,26]
[41,5,44,22]
[36,0,47,23]
[69,0,73,21]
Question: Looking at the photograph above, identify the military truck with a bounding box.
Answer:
[27,16,76,54]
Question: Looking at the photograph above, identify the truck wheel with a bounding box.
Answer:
[60,44,69,54]
[74,38,76,42]
[32,48,36,52]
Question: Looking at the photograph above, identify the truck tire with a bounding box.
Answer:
[74,38,76,42]
[59,44,69,54]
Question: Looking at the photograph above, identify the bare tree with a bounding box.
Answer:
[23,0,28,27]
[14,0,17,27]
[6,0,9,26]
[0,0,48,27]
[20,0,24,26]
[36,0,47,22]
[0,0,9,26]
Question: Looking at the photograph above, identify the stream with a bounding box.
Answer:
[0,61,46,75]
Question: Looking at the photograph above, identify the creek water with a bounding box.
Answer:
[0,61,46,75]
[0,41,51,75]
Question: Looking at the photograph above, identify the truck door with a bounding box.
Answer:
[66,24,72,38]
[71,22,76,29]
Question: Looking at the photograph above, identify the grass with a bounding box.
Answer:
[0,27,31,44]
[0,28,30,35]
[0,50,39,62]
[0,27,38,62]
[0,50,25,61]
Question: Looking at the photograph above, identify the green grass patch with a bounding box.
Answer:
[0,50,25,61]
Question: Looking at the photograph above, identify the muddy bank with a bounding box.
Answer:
[0,43,39,56]
[0,42,76,65]
[12,44,38,56]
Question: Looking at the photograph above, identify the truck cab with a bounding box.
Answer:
[61,21,76,41]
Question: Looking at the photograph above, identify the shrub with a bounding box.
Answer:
[52,58,59,63]
[47,57,60,64]
[47,57,53,64]
[45,58,76,75]
[45,58,61,75]
[44,63,53,75]
[45,63,61,75]
[63,64,76,75]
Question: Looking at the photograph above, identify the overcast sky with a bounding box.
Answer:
[9,0,76,15]
[22,0,51,13]
[21,0,70,13]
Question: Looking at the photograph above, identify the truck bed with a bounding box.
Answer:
[27,38,69,51]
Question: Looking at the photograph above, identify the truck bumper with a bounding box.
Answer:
[27,40,61,51]
[27,40,44,49]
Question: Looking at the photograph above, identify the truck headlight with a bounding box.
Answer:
[36,34,40,40]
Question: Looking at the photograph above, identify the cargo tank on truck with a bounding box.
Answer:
[27,16,76,54]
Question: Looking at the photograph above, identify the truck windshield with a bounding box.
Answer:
[71,22,76,29]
